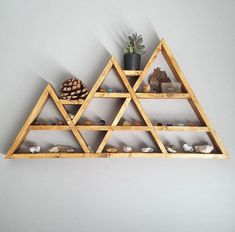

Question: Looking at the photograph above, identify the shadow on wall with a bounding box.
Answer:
[105,21,161,69]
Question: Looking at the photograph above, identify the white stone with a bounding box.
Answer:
[48,145,75,153]
[123,146,133,152]
[69,113,75,119]
[195,145,214,154]
[29,145,40,153]
[166,145,177,153]
[183,143,194,152]
[141,147,154,153]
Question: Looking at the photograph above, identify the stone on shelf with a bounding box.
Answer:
[183,143,194,152]
[166,123,173,126]
[122,120,131,126]
[99,120,105,126]
[105,147,118,153]
[57,120,64,125]
[178,123,185,126]
[134,121,141,126]
[98,87,106,92]
[123,145,133,153]
[34,120,40,125]
[143,83,151,93]
[29,145,40,154]
[195,145,214,154]
[48,145,75,153]
[157,122,163,126]
[141,147,154,153]
[166,145,177,153]
[83,119,94,125]
[107,88,113,93]
[69,113,75,120]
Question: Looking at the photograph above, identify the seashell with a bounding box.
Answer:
[99,120,105,126]
[141,147,154,153]
[143,83,151,93]
[83,119,93,125]
[29,145,40,154]
[123,145,133,152]
[48,145,75,153]
[195,145,214,154]
[183,143,194,152]
[105,147,118,153]
[69,113,75,119]
[122,120,131,126]
[166,145,177,153]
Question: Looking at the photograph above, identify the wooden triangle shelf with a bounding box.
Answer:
[6,39,228,159]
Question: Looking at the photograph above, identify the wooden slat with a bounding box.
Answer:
[76,125,149,131]
[155,126,209,131]
[123,70,142,76]
[29,125,70,130]
[60,99,84,105]
[136,93,190,99]
[9,153,227,159]
[94,92,130,98]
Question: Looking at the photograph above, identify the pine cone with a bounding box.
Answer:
[61,78,89,100]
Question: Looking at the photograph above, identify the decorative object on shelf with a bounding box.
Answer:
[149,67,171,92]
[183,143,194,152]
[69,113,75,120]
[98,87,106,92]
[122,120,131,126]
[189,122,196,126]
[57,120,64,125]
[61,78,89,100]
[166,123,173,126]
[157,122,163,126]
[99,120,105,126]
[48,145,75,153]
[195,145,214,154]
[166,145,177,153]
[141,147,154,153]
[123,145,133,153]
[51,122,56,125]
[178,123,185,126]
[34,120,40,125]
[134,121,141,126]
[161,82,182,93]
[107,88,113,93]
[143,83,151,93]
[124,33,145,70]
[29,145,40,154]
[83,119,94,125]
[105,147,118,153]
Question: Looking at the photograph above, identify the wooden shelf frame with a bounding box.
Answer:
[6,39,228,159]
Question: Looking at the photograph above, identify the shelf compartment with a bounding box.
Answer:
[123,70,142,76]
[29,125,71,130]
[9,153,226,159]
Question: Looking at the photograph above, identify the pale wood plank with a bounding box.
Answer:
[123,70,142,76]
[60,99,84,105]
[94,92,131,98]
[136,93,190,99]
[29,125,70,130]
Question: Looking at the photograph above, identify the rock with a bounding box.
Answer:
[141,147,154,153]
[143,83,151,93]
[99,120,105,126]
[183,143,194,152]
[105,147,118,153]
[157,122,163,126]
[83,119,93,125]
[122,120,131,126]
[98,87,106,93]
[134,121,141,126]
[166,123,173,126]
[29,145,40,153]
[107,88,113,93]
[195,145,214,154]
[123,145,133,152]
[178,123,185,126]
[57,120,64,125]
[69,113,75,119]
[51,122,56,125]
[166,145,177,153]
[48,145,75,153]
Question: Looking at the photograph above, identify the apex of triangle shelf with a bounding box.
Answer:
[5,38,229,159]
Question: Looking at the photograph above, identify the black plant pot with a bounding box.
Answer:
[124,53,141,70]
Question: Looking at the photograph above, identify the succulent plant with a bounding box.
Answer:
[124,33,145,55]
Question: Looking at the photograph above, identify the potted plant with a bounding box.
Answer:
[124,33,145,70]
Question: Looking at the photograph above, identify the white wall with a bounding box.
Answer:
[0,0,235,231]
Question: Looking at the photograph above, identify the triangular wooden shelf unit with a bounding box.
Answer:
[6,39,228,159]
